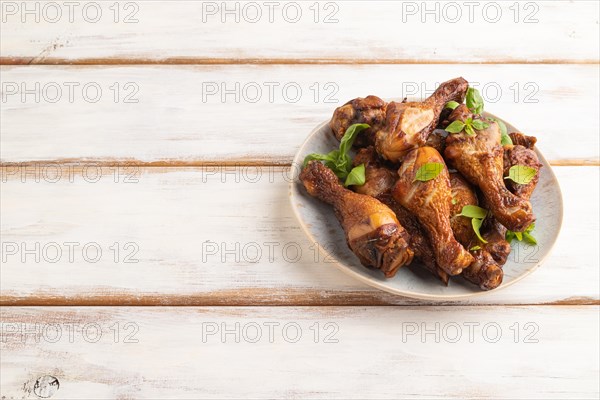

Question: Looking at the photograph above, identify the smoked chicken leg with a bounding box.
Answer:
[376,77,468,163]
[352,147,449,284]
[444,106,535,232]
[330,96,387,147]
[478,133,541,265]
[300,160,414,278]
[392,146,474,275]
[449,172,504,289]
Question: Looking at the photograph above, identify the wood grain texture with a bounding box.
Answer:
[1,2,598,396]
[1,1,598,63]
[1,306,598,399]
[1,166,597,306]
[1,64,598,164]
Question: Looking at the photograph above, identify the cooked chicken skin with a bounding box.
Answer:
[447,103,473,123]
[393,147,474,276]
[300,160,414,278]
[352,147,397,199]
[376,77,468,163]
[480,214,511,266]
[425,129,449,155]
[330,95,387,147]
[478,132,541,265]
[449,173,504,290]
[392,202,449,285]
[503,134,542,201]
[509,132,537,149]
[445,115,535,232]
[353,147,449,284]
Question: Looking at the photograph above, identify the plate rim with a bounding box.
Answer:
[289,114,564,301]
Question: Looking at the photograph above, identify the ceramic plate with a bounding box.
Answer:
[290,112,563,300]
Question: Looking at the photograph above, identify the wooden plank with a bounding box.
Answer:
[0,1,598,63]
[1,64,598,164]
[0,166,597,306]
[1,306,598,399]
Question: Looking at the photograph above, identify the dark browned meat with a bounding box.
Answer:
[300,161,414,278]
[393,147,474,276]
[481,216,511,266]
[425,129,449,155]
[509,132,537,149]
[445,117,535,232]
[376,77,468,163]
[330,96,387,147]
[480,132,541,264]
[352,147,397,199]
[503,142,542,201]
[393,203,449,285]
[447,103,473,124]
[352,147,449,284]
[449,173,503,290]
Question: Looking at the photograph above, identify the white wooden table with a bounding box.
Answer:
[1,1,599,398]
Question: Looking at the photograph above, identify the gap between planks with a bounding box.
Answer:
[1,292,598,307]
[1,58,600,66]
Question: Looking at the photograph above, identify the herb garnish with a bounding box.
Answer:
[445,117,490,136]
[505,165,537,185]
[444,101,460,110]
[304,123,368,187]
[456,205,489,243]
[489,117,512,145]
[466,87,484,115]
[413,162,445,182]
[506,223,537,245]
[446,87,512,143]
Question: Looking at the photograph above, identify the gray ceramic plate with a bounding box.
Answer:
[290,113,563,300]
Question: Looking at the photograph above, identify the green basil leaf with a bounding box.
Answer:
[526,222,536,233]
[505,165,538,185]
[515,231,523,241]
[413,162,445,182]
[471,119,490,130]
[464,124,476,136]
[304,123,369,182]
[489,117,511,145]
[339,123,370,156]
[303,152,336,167]
[445,120,465,134]
[506,224,537,245]
[505,230,516,243]
[523,232,537,245]
[445,101,460,110]
[466,87,484,114]
[333,151,351,179]
[344,164,366,187]
[495,118,507,136]
[501,133,513,146]
[470,245,482,251]
[457,205,488,219]
[451,198,458,205]
[471,218,488,243]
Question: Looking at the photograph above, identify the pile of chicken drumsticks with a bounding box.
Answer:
[300,77,542,290]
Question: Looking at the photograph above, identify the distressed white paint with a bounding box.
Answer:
[0,1,598,62]
[0,306,598,399]
[1,64,598,163]
[1,166,597,305]
[1,2,598,397]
